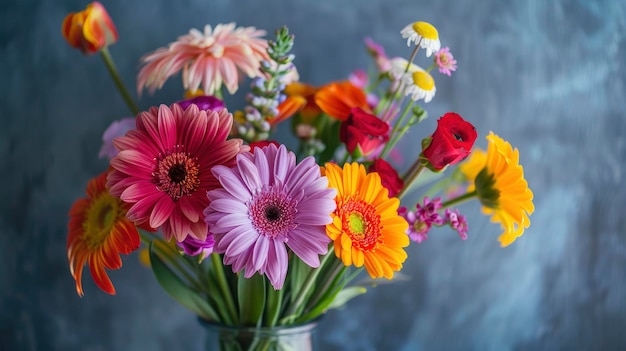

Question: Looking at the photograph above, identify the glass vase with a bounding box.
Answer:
[200,319,319,351]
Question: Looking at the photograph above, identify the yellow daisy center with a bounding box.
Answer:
[83,192,120,249]
[411,21,439,40]
[341,199,381,251]
[412,71,435,91]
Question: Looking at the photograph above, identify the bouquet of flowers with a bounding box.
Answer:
[63,1,534,349]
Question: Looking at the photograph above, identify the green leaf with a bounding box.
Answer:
[317,117,342,164]
[264,283,283,327]
[295,267,362,324]
[237,273,266,326]
[289,257,312,304]
[327,286,367,310]
[149,242,220,322]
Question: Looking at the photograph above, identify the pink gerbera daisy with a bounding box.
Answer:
[204,144,337,289]
[137,23,269,96]
[107,104,247,242]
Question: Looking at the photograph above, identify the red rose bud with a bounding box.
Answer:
[422,112,477,171]
[340,107,390,156]
[368,159,404,197]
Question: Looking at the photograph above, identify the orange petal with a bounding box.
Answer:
[314,81,369,121]
[268,96,306,126]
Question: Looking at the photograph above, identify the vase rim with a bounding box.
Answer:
[198,316,321,334]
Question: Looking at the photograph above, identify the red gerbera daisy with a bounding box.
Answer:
[107,104,246,242]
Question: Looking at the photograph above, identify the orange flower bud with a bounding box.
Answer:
[62,2,118,55]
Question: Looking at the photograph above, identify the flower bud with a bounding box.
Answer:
[62,2,118,55]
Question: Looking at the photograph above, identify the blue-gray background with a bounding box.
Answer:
[2,0,625,350]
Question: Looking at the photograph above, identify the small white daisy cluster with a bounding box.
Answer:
[397,21,441,103]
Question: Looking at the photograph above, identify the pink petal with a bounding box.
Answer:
[149,196,176,228]
[120,182,159,203]
[213,166,251,202]
[252,235,269,273]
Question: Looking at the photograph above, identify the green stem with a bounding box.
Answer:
[441,190,478,208]
[398,162,425,199]
[366,74,384,94]
[210,253,239,325]
[380,99,415,160]
[285,252,334,319]
[99,47,140,115]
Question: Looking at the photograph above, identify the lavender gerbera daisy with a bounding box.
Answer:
[204,144,337,289]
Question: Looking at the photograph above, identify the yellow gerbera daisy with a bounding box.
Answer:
[323,162,409,279]
[460,132,535,247]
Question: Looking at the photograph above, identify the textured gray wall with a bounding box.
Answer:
[2,0,626,350]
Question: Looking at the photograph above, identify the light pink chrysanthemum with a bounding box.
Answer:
[107,104,247,242]
[204,144,337,290]
[137,23,269,96]
[434,47,457,76]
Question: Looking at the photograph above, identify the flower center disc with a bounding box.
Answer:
[250,187,297,238]
[341,199,381,251]
[412,22,438,40]
[84,193,120,249]
[153,148,200,201]
[412,71,435,91]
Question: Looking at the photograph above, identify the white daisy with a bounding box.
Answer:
[402,70,436,103]
[400,21,441,57]
[389,57,421,82]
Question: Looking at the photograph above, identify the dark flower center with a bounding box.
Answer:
[264,206,281,222]
[168,164,187,183]
[250,187,297,238]
[153,147,200,201]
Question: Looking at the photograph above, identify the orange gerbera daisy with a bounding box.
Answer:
[323,162,409,279]
[67,171,141,296]
[315,81,370,121]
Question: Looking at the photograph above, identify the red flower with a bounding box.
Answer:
[340,107,390,156]
[368,159,404,197]
[249,140,280,152]
[422,112,477,170]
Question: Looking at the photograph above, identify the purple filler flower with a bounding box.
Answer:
[399,197,445,243]
[204,144,337,290]
[98,117,135,159]
[445,208,469,240]
[177,234,215,261]
[177,95,225,111]
[399,207,428,243]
